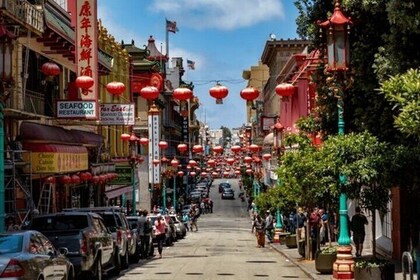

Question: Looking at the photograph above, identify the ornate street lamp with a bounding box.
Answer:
[319,1,353,279]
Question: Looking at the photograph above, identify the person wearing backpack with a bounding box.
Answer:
[137,210,152,259]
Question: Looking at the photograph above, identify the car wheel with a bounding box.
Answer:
[92,257,102,280]
[121,248,129,269]
[111,248,121,276]
[129,244,140,264]
[66,267,74,280]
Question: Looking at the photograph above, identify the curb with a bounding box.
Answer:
[270,244,325,280]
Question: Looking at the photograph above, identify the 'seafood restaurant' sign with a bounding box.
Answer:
[56,101,97,118]
[76,0,98,119]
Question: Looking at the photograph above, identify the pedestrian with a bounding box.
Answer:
[293,207,307,241]
[200,201,205,215]
[319,208,329,245]
[309,207,321,257]
[137,210,152,259]
[154,214,166,258]
[190,207,199,232]
[265,210,274,243]
[351,206,368,257]
[410,222,420,279]
[209,199,213,213]
[252,213,266,248]
[182,211,190,231]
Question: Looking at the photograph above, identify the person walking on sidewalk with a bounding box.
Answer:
[252,214,266,248]
[351,206,368,257]
[154,214,166,258]
[137,210,152,259]
[265,210,274,243]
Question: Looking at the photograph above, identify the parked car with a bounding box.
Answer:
[169,214,187,239]
[221,188,235,199]
[126,216,154,258]
[0,230,74,280]
[29,211,117,279]
[64,207,135,268]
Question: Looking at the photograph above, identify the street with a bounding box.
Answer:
[110,178,310,280]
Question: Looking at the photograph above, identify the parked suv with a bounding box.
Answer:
[65,207,136,268]
[29,211,117,279]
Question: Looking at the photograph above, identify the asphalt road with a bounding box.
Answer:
[112,178,310,280]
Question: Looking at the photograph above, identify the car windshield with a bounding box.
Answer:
[0,235,22,254]
[100,214,120,228]
[31,215,89,231]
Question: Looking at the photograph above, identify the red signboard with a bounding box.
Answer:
[76,0,98,118]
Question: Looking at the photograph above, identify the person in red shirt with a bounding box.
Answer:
[154,214,167,258]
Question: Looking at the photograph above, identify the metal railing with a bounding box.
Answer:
[24,89,45,115]
[0,0,44,33]
[402,251,414,280]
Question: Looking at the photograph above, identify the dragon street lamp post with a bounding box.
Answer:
[319,1,353,279]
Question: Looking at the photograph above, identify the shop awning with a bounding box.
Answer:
[105,185,132,199]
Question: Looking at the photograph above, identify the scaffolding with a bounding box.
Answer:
[4,150,34,226]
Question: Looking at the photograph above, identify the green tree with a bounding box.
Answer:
[379,69,420,139]
[220,126,232,147]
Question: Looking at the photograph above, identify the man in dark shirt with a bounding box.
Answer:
[137,210,152,259]
[351,206,368,257]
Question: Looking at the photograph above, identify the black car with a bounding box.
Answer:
[218,182,231,193]
[29,211,117,279]
[221,188,235,199]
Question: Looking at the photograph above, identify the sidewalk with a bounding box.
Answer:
[270,242,409,280]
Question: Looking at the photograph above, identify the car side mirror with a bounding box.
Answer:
[58,247,69,256]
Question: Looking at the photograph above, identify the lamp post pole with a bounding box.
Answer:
[319,1,353,279]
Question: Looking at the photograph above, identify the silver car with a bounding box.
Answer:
[0,230,74,280]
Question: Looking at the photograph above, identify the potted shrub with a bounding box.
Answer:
[354,258,395,280]
[315,246,337,274]
[285,234,297,248]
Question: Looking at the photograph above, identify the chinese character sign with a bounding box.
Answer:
[148,113,161,185]
[76,0,98,109]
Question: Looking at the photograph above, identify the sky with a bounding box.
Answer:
[97,0,299,130]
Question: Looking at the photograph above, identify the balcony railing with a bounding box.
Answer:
[24,89,45,115]
[0,0,44,33]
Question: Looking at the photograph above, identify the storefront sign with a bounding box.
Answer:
[110,165,133,185]
[148,108,160,184]
[56,100,97,118]
[29,150,88,173]
[100,103,135,125]
[76,0,98,117]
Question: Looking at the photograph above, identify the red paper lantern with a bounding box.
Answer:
[263,153,272,161]
[159,141,168,150]
[248,144,260,153]
[188,160,197,167]
[177,171,184,177]
[120,133,130,141]
[246,168,253,174]
[140,86,159,100]
[240,86,259,101]
[201,172,208,177]
[139,137,149,146]
[177,143,188,153]
[92,175,100,184]
[173,87,193,101]
[171,158,179,168]
[226,158,235,165]
[71,174,81,184]
[45,176,56,184]
[190,171,197,177]
[99,175,106,183]
[106,81,126,95]
[212,146,223,154]
[60,175,72,185]
[75,76,94,89]
[207,159,216,166]
[209,83,229,104]
[275,83,295,97]
[244,156,253,164]
[235,170,241,175]
[152,159,160,165]
[231,145,241,154]
[192,144,203,153]
[41,62,60,76]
